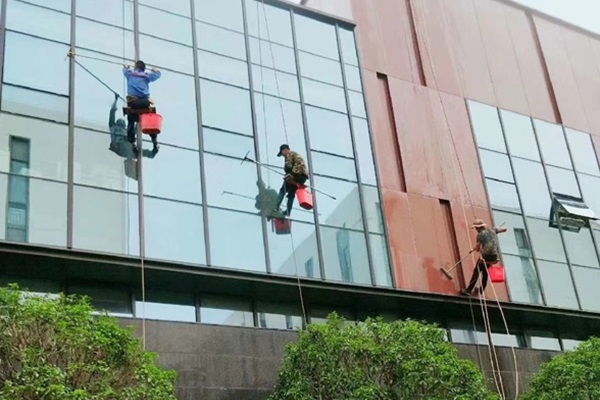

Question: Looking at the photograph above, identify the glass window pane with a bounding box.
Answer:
[208,208,266,272]
[141,0,190,16]
[73,186,138,256]
[562,339,583,351]
[306,106,353,157]
[204,128,254,159]
[538,260,578,309]
[1,85,68,123]
[252,66,299,101]
[139,6,192,46]
[449,326,489,345]
[257,302,302,330]
[137,291,196,322]
[370,234,392,287]
[595,229,600,255]
[269,221,320,279]
[249,37,296,74]
[302,78,347,113]
[255,94,306,169]
[256,175,314,224]
[314,177,363,230]
[513,158,550,219]
[144,197,205,265]
[362,185,384,234]
[500,110,540,161]
[573,266,600,312]
[7,1,70,43]
[566,128,600,176]
[198,50,249,88]
[339,28,358,66]
[4,32,69,95]
[194,0,243,32]
[197,22,247,60]
[205,154,258,213]
[321,227,370,285]
[534,119,572,169]
[70,285,132,316]
[200,80,252,135]
[503,254,543,305]
[525,331,562,351]
[76,18,135,57]
[563,228,599,268]
[200,295,254,327]
[468,101,506,153]
[139,35,193,74]
[0,114,67,182]
[547,166,580,197]
[77,0,134,28]
[579,174,600,225]
[294,13,338,60]
[344,64,362,92]
[311,152,356,181]
[480,149,514,183]
[485,180,521,214]
[25,0,70,13]
[353,117,377,186]
[492,211,532,257]
[245,0,293,46]
[349,91,366,118]
[299,52,343,86]
[527,217,567,263]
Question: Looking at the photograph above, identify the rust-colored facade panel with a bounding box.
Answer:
[534,16,590,131]
[350,0,385,74]
[503,6,557,122]
[473,0,530,115]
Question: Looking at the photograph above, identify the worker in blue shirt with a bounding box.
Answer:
[123,60,161,155]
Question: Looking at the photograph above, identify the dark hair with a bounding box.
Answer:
[134,60,146,71]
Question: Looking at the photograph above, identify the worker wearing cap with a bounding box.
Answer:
[273,144,309,217]
[460,219,507,296]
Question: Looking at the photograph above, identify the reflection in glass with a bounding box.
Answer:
[527,217,567,263]
[579,174,600,224]
[200,80,252,135]
[139,6,192,46]
[0,114,68,182]
[562,339,583,351]
[249,38,296,74]
[339,28,359,66]
[573,267,600,312]
[313,177,363,230]
[70,285,132,316]
[4,32,69,95]
[137,291,196,322]
[77,0,134,28]
[299,51,343,86]
[562,228,599,268]
[200,295,254,326]
[525,331,562,351]
[547,166,580,198]
[321,226,370,285]
[353,117,377,186]
[566,128,600,176]
[503,254,542,305]
[480,149,514,183]
[492,211,531,257]
[294,13,339,60]
[370,234,392,287]
[349,91,366,118]
[449,326,489,345]
[139,34,193,74]
[245,0,293,46]
[194,0,244,33]
[268,221,320,278]
[257,302,302,330]
[344,64,363,92]
[538,260,578,309]
[76,18,135,57]
[362,185,384,234]
[199,51,249,89]
[73,186,138,256]
[205,154,258,213]
[468,101,506,153]
[485,180,520,214]
[24,0,70,13]
[197,21,247,60]
[500,110,540,161]
[252,66,299,101]
[311,152,356,181]
[534,119,572,169]
[208,208,266,272]
[512,158,550,218]
[306,106,353,157]
[7,0,70,43]
[204,128,254,159]
[1,85,68,123]
[302,78,347,113]
[141,0,190,17]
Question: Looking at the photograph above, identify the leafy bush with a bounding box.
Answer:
[521,337,600,400]
[0,285,177,400]
[270,314,499,400]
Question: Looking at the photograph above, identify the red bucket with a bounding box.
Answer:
[488,265,505,283]
[296,187,313,210]
[140,113,163,134]
[273,218,291,235]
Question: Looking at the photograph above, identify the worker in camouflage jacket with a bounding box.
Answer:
[273,144,309,217]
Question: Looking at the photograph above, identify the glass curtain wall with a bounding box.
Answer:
[0,0,392,287]
[469,101,600,312]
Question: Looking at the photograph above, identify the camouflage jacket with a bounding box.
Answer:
[284,151,309,176]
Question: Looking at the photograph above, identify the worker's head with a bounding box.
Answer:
[277,144,290,158]
[134,60,146,71]
[116,118,126,128]
[471,219,487,232]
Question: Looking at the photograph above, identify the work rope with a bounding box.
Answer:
[258,0,307,327]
